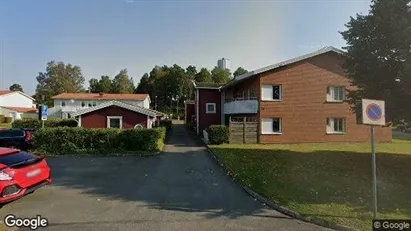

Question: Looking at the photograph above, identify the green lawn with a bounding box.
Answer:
[209,139,411,231]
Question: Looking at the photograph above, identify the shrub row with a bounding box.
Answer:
[32,127,167,154]
[11,118,77,129]
[159,119,172,132]
[206,125,229,145]
[0,115,12,124]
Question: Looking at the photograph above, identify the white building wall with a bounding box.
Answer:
[0,92,34,108]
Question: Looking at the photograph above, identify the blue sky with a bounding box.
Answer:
[0,0,371,95]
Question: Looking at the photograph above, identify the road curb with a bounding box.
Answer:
[203,143,358,231]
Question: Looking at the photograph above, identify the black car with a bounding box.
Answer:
[0,129,35,151]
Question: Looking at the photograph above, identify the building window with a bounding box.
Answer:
[327,86,345,102]
[61,101,66,107]
[247,89,256,99]
[261,118,282,134]
[107,116,122,128]
[326,118,345,134]
[88,103,92,107]
[92,102,97,106]
[81,102,85,107]
[206,103,216,114]
[261,85,282,101]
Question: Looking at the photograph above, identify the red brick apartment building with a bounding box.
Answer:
[190,46,391,143]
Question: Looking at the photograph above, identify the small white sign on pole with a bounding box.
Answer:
[362,99,386,126]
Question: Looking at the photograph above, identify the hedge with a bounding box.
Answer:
[11,118,77,129]
[159,119,172,131]
[206,125,229,145]
[32,127,167,154]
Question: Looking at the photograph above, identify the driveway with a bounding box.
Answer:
[0,123,329,231]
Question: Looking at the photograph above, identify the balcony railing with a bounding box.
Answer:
[224,97,258,114]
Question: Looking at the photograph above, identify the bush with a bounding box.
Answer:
[11,118,77,129]
[206,125,229,145]
[0,115,4,123]
[32,127,167,154]
[3,117,12,123]
[159,119,172,131]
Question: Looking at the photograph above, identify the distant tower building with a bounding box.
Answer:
[217,58,230,70]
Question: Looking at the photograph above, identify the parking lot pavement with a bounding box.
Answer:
[0,125,330,231]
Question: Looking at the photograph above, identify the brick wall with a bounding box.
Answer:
[258,52,392,143]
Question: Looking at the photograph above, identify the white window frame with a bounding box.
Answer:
[261,84,282,101]
[206,103,216,114]
[107,116,123,129]
[326,118,345,134]
[261,118,282,135]
[327,86,345,102]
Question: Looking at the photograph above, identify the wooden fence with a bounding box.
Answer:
[229,118,258,144]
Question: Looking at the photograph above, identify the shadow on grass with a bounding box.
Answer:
[210,146,411,221]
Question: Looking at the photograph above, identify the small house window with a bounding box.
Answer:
[88,103,92,107]
[261,118,282,134]
[92,102,97,106]
[107,116,122,128]
[206,103,216,114]
[327,86,345,102]
[61,101,66,107]
[81,102,85,107]
[326,118,346,134]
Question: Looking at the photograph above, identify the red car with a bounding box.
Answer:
[0,147,51,204]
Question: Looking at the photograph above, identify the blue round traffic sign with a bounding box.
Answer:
[366,103,382,121]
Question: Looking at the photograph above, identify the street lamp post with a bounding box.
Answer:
[176,95,179,121]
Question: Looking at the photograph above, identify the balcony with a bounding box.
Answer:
[224,97,258,114]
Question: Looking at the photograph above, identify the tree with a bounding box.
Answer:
[9,83,23,92]
[135,73,150,93]
[340,0,411,122]
[186,65,197,79]
[194,68,212,82]
[34,61,85,106]
[211,67,232,84]
[233,67,248,77]
[111,69,134,93]
[99,75,113,93]
[88,78,100,93]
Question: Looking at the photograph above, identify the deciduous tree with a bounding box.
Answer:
[9,83,23,92]
[340,0,411,122]
[34,61,85,106]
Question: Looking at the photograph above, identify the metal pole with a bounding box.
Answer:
[42,120,45,129]
[371,125,378,219]
[177,96,179,121]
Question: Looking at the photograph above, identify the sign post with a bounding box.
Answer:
[361,99,386,219]
[40,105,48,128]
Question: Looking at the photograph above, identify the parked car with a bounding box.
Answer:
[0,147,51,203]
[0,129,35,151]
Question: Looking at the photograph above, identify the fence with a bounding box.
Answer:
[229,117,258,144]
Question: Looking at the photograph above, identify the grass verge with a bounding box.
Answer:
[209,139,411,231]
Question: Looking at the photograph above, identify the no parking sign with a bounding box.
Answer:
[362,99,386,126]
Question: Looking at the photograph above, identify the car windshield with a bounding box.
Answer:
[0,151,37,167]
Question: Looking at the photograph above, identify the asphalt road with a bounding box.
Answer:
[0,124,329,231]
